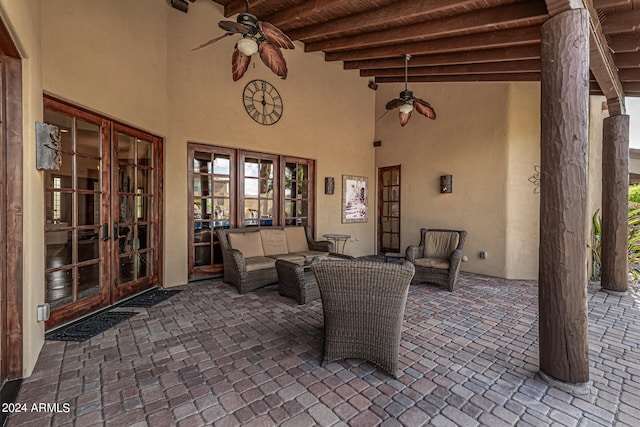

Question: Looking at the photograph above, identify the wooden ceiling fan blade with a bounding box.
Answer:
[259,41,288,80]
[414,98,436,120]
[191,33,233,51]
[258,21,294,49]
[385,98,404,110]
[399,111,411,126]
[232,44,252,81]
[218,20,251,33]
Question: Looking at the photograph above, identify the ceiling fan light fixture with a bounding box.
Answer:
[237,36,259,56]
[399,103,413,114]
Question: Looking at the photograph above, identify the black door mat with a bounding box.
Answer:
[45,311,137,342]
[117,289,182,308]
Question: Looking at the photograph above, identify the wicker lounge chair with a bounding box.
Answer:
[405,228,467,291]
[311,260,415,377]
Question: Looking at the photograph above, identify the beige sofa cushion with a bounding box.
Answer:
[228,231,264,258]
[293,250,329,258]
[415,257,450,270]
[244,256,277,272]
[424,231,459,259]
[260,229,289,256]
[284,227,309,253]
[265,253,305,263]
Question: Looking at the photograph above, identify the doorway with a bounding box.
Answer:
[378,165,401,254]
[43,98,163,329]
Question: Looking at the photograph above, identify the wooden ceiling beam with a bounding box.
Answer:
[615,52,640,68]
[361,59,541,77]
[608,34,640,53]
[223,0,270,17]
[623,82,640,90]
[619,68,640,81]
[285,0,481,42]
[601,10,640,34]
[304,2,548,53]
[261,0,354,29]
[325,26,542,62]
[344,44,541,70]
[592,0,631,8]
[375,72,540,83]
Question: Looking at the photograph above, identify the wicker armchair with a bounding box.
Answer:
[311,260,415,378]
[405,228,467,292]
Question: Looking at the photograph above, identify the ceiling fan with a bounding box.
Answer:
[192,0,294,81]
[385,54,436,126]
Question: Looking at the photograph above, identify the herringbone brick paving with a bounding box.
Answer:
[8,273,640,426]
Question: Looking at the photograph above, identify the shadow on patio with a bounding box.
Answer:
[8,273,640,427]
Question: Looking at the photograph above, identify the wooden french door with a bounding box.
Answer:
[378,165,401,254]
[43,98,162,329]
[188,144,236,278]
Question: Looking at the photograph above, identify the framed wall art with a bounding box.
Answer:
[342,175,368,223]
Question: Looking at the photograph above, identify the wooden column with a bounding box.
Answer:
[538,9,590,385]
[601,115,630,293]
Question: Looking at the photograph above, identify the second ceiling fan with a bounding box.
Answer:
[192,0,294,81]
[385,54,437,126]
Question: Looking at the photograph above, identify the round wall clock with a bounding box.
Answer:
[242,79,283,125]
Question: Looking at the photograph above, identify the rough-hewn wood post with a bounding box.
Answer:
[538,8,590,385]
[601,115,630,293]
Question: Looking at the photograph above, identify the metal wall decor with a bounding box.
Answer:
[440,175,452,193]
[529,165,541,194]
[36,122,62,170]
[324,177,335,195]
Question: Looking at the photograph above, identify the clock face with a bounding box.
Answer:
[242,80,283,126]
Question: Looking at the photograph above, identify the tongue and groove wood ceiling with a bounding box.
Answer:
[210,0,640,98]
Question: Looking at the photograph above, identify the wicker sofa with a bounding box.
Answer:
[216,226,334,294]
[405,228,467,292]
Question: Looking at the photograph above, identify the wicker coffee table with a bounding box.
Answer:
[276,254,353,305]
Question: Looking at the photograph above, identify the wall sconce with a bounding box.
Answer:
[440,175,452,193]
[171,0,189,13]
[325,177,335,195]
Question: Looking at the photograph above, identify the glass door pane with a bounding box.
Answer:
[189,145,235,279]
[378,166,401,253]
[242,155,276,227]
[113,124,160,301]
[283,159,313,228]
[44,107,107,318]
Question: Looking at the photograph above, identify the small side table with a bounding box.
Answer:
[322,234,351,254]
[384,252,405,263]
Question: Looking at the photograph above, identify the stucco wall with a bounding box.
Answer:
[587,96,606,278]
[504,83,541,279]
[374,82,511,277]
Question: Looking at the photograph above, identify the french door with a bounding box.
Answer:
[43,98,162,329]
[187,144,315,279]
[378,165,401,254]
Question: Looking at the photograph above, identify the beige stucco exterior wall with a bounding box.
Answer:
[0,0,43,377]
[504,83,540,279]
[374,82,511,277]
[164,1,375,285]
[587,96,606,278]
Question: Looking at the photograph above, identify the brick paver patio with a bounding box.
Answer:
[8,273,640,426]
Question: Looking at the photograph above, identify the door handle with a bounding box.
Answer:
[102,223,110,241]
[114,223,118,240]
